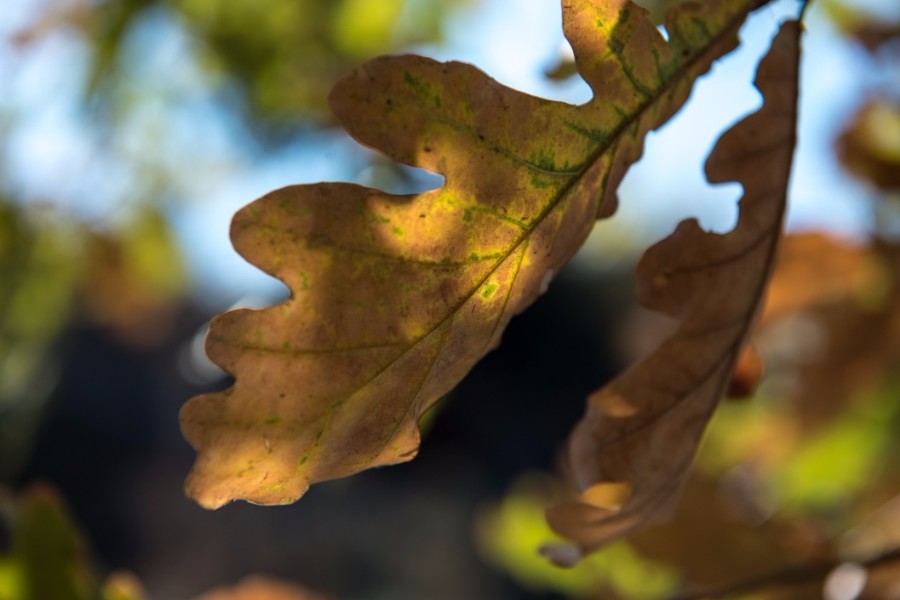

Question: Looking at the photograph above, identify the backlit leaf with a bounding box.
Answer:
[181,0,770,508]
[545,20,801,560]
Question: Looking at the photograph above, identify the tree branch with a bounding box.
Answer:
[672,547,900,600]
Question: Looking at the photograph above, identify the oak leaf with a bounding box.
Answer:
[545,20,801,561]
[181,0,770,508]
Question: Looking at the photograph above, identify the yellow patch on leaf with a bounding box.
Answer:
[181,0,771,508]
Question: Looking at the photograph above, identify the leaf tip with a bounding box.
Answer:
[181,393,312,509]
[184,462,311,510]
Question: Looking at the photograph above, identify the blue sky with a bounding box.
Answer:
[0,0,892,299]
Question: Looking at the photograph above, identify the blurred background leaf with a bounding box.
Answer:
[0,200,82,480]
[3,484,96,600]
[837,100,900,192]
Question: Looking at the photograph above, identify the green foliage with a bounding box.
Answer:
[700,381,900,518]
[78,0,468,130]
[0,203,81,478]
[1,486,95,600]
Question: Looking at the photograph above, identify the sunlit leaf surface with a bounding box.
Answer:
[180,0,768,508]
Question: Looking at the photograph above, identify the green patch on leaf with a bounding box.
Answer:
[481,282,499,299]
[181,0,772,510]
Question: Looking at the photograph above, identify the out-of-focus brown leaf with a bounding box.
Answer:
[180,0,769,509]
[101,571,147,600]
[545,21,800,561]
[670,549,900,599]
[629,472,809,591]
[775,281,900,428]
[860,550,900,599]
[726,344,764,399]
[758,234,900,427]
[844,494,900,559]
[761,232,885,326]
[196,575,331,600]
[837,99,900,191]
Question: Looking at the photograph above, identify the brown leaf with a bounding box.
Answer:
[760,238,900,428]
[196,576,330,600]
[761,232,884,326]
[180,0,770,508]
[628,472,801,590]
[545,20,801,560]
[726,344,764,399]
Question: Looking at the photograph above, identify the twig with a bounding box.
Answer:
[671,547,900,600]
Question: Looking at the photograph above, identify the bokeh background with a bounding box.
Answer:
[1,0,899,598]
